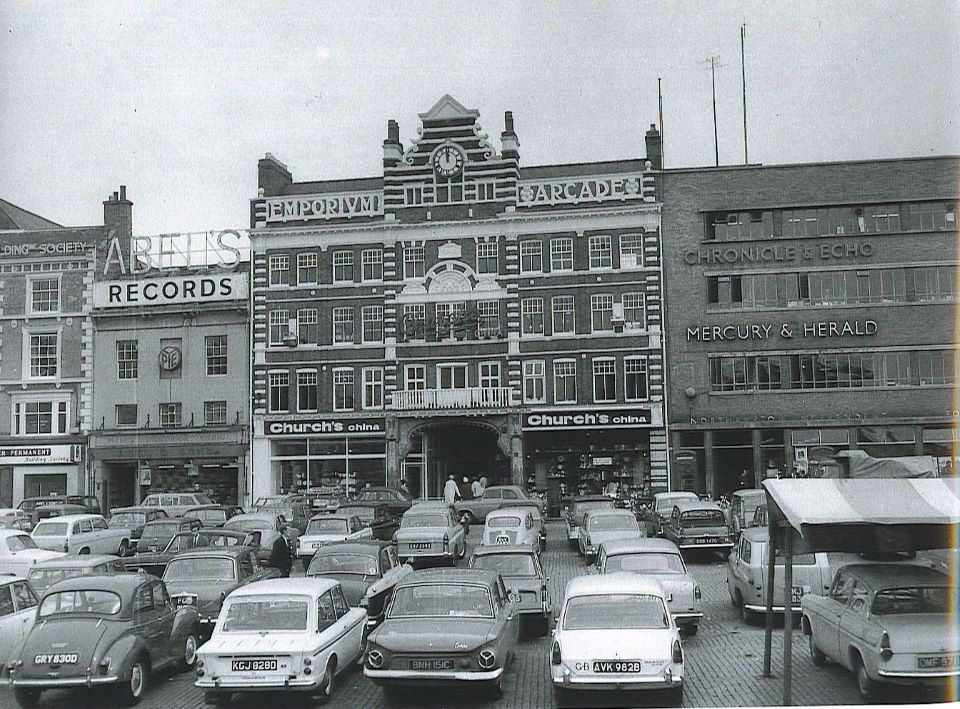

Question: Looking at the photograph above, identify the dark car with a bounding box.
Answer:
[468,544,552,635]
[19,495,101,518]
[306,490,346,514]
[563,495,616,548]
[182,505,242,528]
[8,574,200,707]
[162,546,280,637]
[662,500,735,556]
[124,528,250,578]
[137,518,203,554]
[353,486,413,517]
[29,503,88,527]
[223,514,295,574]
[27,554,127,596]
[306,540,413,635]
[335,501,401,541]
[108,507,169,552]
[363,568,520,700]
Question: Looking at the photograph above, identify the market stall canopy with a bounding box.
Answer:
[831,449,937,478]
[761,478,959,554]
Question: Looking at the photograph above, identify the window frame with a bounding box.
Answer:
[158,402,183,428]
[619,234,645,269]
[520,240,543,274]
[26,274,62,316]
[590,294,614,333]
[624,356,649,402]
[521,297,545,336]
[550,237,574,272]
[522,360,546,404]
[205,335,228,376]
[268,309,290,347]
[203,400,228,427]
[589,235,613,269]
[553,358,578,404]
[476,241,498,274]
[23,328,60,380]
[403,245,425,279]
[296,252,318,285]
[332,368,355,412]
[361,305,384,344]
[117,339,139,380]
[551,295,575,334]
[296,369,319,413]
[332,250,354,283]
[332,307,355,345]
[362,367,385,410]
[268,254,290,287]
[404,364,427,391]
[11,395,71,437]
[592,357,617,403]
[361,248,384,282]
[268,371,290,413]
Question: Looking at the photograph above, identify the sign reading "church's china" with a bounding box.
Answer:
[522,408,651,430]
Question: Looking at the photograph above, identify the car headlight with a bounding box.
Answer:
[478,647,496,669]
[367,649,384,669]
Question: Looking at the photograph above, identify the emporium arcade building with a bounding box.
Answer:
[249,96,668,511]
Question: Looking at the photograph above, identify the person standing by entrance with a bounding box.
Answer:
[471,477,483,498]
[443,474,461,504]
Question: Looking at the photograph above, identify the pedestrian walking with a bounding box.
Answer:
[443,474,461,504]
[470,477,483,498]
[460,476,472,500]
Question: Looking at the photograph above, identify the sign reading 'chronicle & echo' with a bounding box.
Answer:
[94,273,247,308]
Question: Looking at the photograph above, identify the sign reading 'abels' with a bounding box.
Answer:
[94,273,247,308]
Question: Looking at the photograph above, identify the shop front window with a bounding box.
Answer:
[922,428,959,476]
[271,436,386,495]
[856,426,917,458]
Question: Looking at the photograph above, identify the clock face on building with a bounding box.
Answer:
[432,145,464,178]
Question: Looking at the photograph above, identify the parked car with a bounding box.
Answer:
[0,530,64,577]
[30,503,88,527]
[7,573,200,707]
[140,491,215,519]
[162,546,280,637]
[252,493,308,510]
[223,513,297,571]
[565,495,616,548]
[550,573,685,705]
[726,489,766,538]
[577,508,645,562]
[640,491,700,537]
[468,544,552,635]
[27,554,126,596]
[335,501,400,541]
[297,513,372,569]
[394,502,467,564]
[19,495,101,518]
[661,500,735,555]
[136,517,203,554]
[593,538,703,635]
[481,507,540,550]
[31,514,132,556]
[455,485,546,524]
[0,509,33,532]
[727,527,832,623]
[802,563,958,700]
[353,486,414,517]
[307,491,346,514]
[364,568,520,699]
[498,500,546,551]
[182,504,242,528]
[195,577,366,705]
[305,540,413,634]
[125,528,250,578]
[256,501,311,536]
[0,576,39,671]
[108,507,169,552]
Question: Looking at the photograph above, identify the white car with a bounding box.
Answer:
[481,508,539,548]
[394,503,467,563]
[577,509,645,562]
[550,574,684,705]
[31,514,132,556]
[0,576,40,668]
[195,577,366,704]
[0,530,64,577]
[296,514,372,568]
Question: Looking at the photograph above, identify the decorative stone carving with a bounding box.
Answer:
[437,241,462,260]
[429,270,470,294]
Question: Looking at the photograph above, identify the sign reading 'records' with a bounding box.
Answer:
[94,273,248,308]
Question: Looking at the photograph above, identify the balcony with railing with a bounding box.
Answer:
[391,387,514,412]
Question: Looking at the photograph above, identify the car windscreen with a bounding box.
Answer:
[225,519,270,531]
[401,513,448,528]
[337,507,374,521]
[389,584,494,618]
[143,521,179,534]
[192,510,226,522]
[32,522,68,536]
[306,518,348,533]
[109,513,145,526]
[254,497,285,507]
[165,557,236,581]
[309,553,378,575]
[563,593,669,630]
[262,506,295,518]
[575,501,614,515]
[6,534,38,552]
[606,552,686,574]
[487,516,522,529]
[871,586,950,615]
[222,597,309,631]
[589,515,638,532]
[471,554,537,576]
[194,494,214,505]
[680,510,726,528]
[39,590,122,617]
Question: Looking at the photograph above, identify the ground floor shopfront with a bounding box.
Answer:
[670,418,959,497]
[89,427,247,510]
[253,405,667,514]
[0,441,87,508]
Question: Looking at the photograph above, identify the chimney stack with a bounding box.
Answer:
[258,153,293,197]
[644,124,662,170]
[500,111,519,159]
[383,119,403,168]
[103,185,133,241]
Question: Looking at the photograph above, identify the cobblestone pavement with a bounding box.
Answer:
[3,522,945,708]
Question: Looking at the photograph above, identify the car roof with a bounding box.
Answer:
[0,529,31,540]
[311,541,390,555]
[184,504,230,511]
[167,546,254,560]
[228,513,277,521]
[741,527,770,543]
[144,518,188,526]
[32,555,120,569]
[406,502,453,511]
[336,501,384,509]
[599,538,682,555]
[197,528,246,538]
[571,495,614,503]
[674,500,723,512]
[109,506,160,514]
[0,575,27,586]
[35,513,102,523]
[229,576,339,599]
[397,568,500,589]
[565,572,667,598]
[732,489,766,500]
[470,543,538,556]
[309,512,354,521]
[486,485,524,492]
[486,507,530,519]
[585,508,635,518]
[655,491,699,500]
[840,563,951,589]
[43,572,145,596]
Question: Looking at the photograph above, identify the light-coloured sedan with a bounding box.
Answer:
[394,503,466,564]
[0,530,63,577]
[577,509,644,562]
[296,513,372,568]
[31,514,132,556]
[481,508,539,548]
[550,573,684,705]
[594,538,703,635]
[802,563,958,700]
[0,576,39,670]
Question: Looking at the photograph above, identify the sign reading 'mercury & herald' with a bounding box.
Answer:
[94,273,248,308]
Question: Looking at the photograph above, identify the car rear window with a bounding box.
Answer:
[871,586,950,615]
[680,510,727,527]
[401,513,448,528]
[32,522,68,536]
[225,519,270,532]
[144,521,178,534]
[39,590,121,617]
[165,557,236,582]
[606,552,686,574]
[471,554,537,576]
[308,553,378,576]
[563,593,669,630]
[487,516,521,529]
[590,515,639,532]
[389,584,494,618]
[337,506,374,521]
[5,535,37,552]
[223,598,309,631]
[307,518,348,534]
[193,510,226,523]
[110,513,145,526]
[657,494,697,512]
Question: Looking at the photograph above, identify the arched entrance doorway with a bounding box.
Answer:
[399,419,510,499]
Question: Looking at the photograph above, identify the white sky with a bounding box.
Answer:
[1,1,958,234]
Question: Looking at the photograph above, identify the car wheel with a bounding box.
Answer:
[116,655,149,706]
[79,547,91,555]
[855,655,877,700]
[682,623,699,637]
[13,687,42,708]
[204,690,230,706]
[118,539,129,556]
[809,634,826,667]
[316,657,336,704]
[178,630,199,672]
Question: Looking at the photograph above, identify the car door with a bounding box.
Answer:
[838,577,871,662]
[818,570,853,664]
[90,516,113,553]
[497,576,520,651]
[132,582,165,664]
[10,580,39,649]
[330,584,364,664]
[728,537,751,599]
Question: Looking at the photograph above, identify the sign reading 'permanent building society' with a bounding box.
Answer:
[523,408,651,430]
[266,418,386,437]
[0,445,78,465]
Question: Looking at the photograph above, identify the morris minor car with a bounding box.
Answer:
[364,568,520,699]
[661,500,735,555]
[550,574,684,705]
[297,513,372,569]
[137,517,203,554]
[455,485,545,525]
[0,530,64,577]
[594,538,703,635]
[641,491,699,538]
[0,577,39,671]
[482,507,540,549]
[498,499,546,551]
[565,495,616,548]
[27,554,126,596]
[468,544,552,635]
[125,528,249,578]
[195,577,365,704]
[7,573,200,707]
[394,503,466,564]
[577,508,644,562]
[140,492,214,519]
